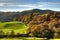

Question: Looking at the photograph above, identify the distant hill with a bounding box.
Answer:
[0,9,59,22]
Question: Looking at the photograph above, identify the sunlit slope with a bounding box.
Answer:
[0,22,28,34]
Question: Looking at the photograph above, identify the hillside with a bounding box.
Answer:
[0,9,60,38]
[0,9,54,22]
[27,11,60,38]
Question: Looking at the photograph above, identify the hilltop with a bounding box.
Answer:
[0,9,55,22]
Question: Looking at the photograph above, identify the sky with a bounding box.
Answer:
[0,0,60,12]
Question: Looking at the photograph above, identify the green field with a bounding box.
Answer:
[0,21,28,34]
[0,37,45,40]
[0,37,60,40]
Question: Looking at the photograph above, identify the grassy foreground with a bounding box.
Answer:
[0,37,60,40]
[0,21,28,34]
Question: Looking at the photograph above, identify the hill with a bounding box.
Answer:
[0,9,60,38]
[0,9,54,22]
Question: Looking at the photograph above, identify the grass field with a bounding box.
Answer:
[0,21,28,34]
[0,37,45,40]
[0,37,60,40]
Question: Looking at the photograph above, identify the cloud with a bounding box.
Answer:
[0,1,60,7]
[0,2,45,8]
[0,1,60,11]
[0,3,20,5]
[38,2,60,5]
[37,2,60,9]
[0,3,5,6]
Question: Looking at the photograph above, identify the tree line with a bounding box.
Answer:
[0,30,30,38]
